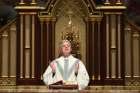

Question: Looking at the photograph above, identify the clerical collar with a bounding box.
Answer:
[63,54,72,59]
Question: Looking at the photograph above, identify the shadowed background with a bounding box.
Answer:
[0,0,140,27]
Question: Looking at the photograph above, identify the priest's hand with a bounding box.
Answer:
[50,63,56,77]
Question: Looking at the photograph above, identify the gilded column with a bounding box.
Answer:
[85,16,94,80]
[86,14,103,83]
[117,14,121,78]
[96,0,126,85]
[105,14,110,78]
[39,15,56,77]
[15,2,42,84]
[103,12,125,84]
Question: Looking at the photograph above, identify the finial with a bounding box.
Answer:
[31,0,37,5]
[104,0,110,5]
[19,0,25,5]
[116,0,123,5]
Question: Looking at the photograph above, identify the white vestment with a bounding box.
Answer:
[43,55,89,90]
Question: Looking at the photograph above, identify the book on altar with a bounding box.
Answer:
[49,80,78,89]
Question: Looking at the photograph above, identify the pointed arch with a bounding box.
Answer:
[44,0,96,16]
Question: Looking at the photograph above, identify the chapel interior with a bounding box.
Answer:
[0,0,140,92]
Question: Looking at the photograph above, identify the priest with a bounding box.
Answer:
[43,40,89,90]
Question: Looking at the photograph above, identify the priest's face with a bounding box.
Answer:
[61,41,72,57]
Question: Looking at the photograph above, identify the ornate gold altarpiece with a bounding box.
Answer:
[0,0,130,86]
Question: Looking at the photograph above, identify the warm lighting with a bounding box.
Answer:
[31,0,37,5]
[92,75,95,80]
[61,10,81,59]
[19,0,25,5]
[98,75,101,80]
[116,0,122,5]
[104,0,110,5]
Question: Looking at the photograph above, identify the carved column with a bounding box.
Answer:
[86,14,103,85]
[39,15,56,77]
[15,2,42,84]
[103,12,125,85]
[0,21,16,85]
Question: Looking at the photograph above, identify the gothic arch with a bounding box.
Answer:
[52,0,90,63]
[44,0,96,16]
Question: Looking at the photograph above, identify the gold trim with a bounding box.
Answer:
[19,2,25,5]
[9,76,16,78]
[15,6,45,10]
[86,0,95,13]
[2,31,9,78]
[116,0,123,5]
[8,26,11,77]
[106,14,110,78]
[25,15,31,49]
[117,15,121,78]
[90,0,96,8]
[104,12,123,15]
[81,0,90,14]
[39,15,56,22]
[25,50,30,78]
[104,0,111,5]
[104,2,111,5]
[0,77,16,85]
[46,0,56,14]
[96,21,101,80]
[132,76,140,78]
[98,75,101,80]
[32,15,35,78]
[19,0,25,5]
[44,0,52,8]
[2,34,8,38]
[31,2,37,5]
[132,32,140,38]
[0,76,16,78]
[127,19,140,31]
[125,75,140,78]
[96,6,126,10]
[1,76,9,78]
[31,0,37,5]
[20,15,24,78]
[92,75,95,80]
[91,21,95,80]
[19,12,37,15]
[111,15,116,49]
[111,50,117,78]
[25,15,31,78]
[86,15,103,22]
[125,76,131,78]
[51,0,63,15]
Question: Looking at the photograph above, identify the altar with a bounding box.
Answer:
[0,86,140,93]
[0,0,140,90]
